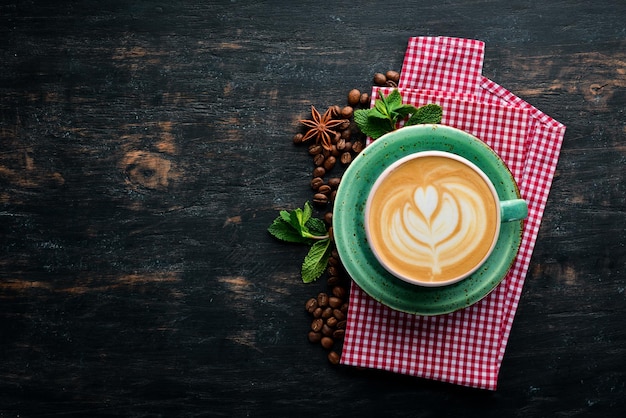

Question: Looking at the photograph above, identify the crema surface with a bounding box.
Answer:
[367,155,499,284]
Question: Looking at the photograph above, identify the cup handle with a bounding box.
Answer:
[500,199,528,222]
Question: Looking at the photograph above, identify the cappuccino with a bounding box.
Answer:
[365,152,500,286]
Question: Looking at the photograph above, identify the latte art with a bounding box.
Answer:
[366,154,499,284]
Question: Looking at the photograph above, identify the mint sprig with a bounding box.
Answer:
[268,202,332,283]
[354,89,443,139]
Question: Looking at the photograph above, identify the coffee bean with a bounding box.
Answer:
[340,152,352,165]
[308,331,322,343]
[317,293,329,308]
[313,307,323,318]
[321,307,333,319]
[340,302,349,313]
[313,153,325,166]
[311,318,323,332]
[327,266,339,277]
[359,92,370,106]
[326,316,338,328]
[347,89,361,106]
[321,324,334,337]
[327,276,340,287]
[336,320,346,330]
[321,336,334,350]
[313,166,326,178]
[328,296,342,308]
[324,212,333,225]
[332,286,346,299]
[333,309,345,322]
[328,351,340,365]
[293,132,304,144]
[333,329,345,340]
[310,177,324,190]
[328,177,341,189]
[352,141,364,154]
[305,298,318,313]
[313,193,328,205]
[318,184,332,195]
[324,155,336,171]
[308,144,323,155]
[336,138,347,151]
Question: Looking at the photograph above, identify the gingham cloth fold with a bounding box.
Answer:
[339,37,566,390]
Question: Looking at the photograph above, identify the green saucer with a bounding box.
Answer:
[333,124,524,315]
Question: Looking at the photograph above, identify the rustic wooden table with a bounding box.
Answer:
[1,1,625,417]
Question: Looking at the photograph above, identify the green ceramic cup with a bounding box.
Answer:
[333,124,527,315]
[363,150,527,288]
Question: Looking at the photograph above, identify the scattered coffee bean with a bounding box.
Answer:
[324,212,333,225]
[352,140,364,154]
[305,298,318,313]
[308,144,323,155]
[386,70,400,83]
[313,307,323,318]
[336,320,347,330]
[322,307,333,319]
[333,309,345,322]
[324,155,336,171]
[317,293,329,307]
[328,177,341,189]
[347,89,361,106]
[328,351,340,365]
[313,193,328,205]
[327,276,341,286]
[313,166,326,178]
[318,184,332,195]
[332,286,346,299]
[313,153,325,166]
[311,318,323,332]
[293,132,304,144]
[341,106,354,119]
[333,329,345,340]
[359,92,370,106]
[373,72,387,86]
[321,336,334,350]
[326,316,338,328]
[328,296,342,309]
[340,152,352,165]
[310,177,324,190]
[308,331,322,343]
[321,324,334,337]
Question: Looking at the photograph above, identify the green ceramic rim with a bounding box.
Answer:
[333,124,523,315]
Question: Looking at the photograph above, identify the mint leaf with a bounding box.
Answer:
[360,115,393,139]
[406,103,443,126]
[302,201,313,225]
[385,89,403,109]
[268,218,310,243]
[301,238,331,283]
[395,104,419,118]
[268,202,331,282]
[305,217,327,237]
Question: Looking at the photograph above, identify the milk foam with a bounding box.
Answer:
[367,154,499,283]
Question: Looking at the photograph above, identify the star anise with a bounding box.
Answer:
[299,106,347,151]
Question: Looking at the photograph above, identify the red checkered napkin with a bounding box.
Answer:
[340,37,566,390]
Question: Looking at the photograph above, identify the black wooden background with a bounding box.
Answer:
[1,1,625,417]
